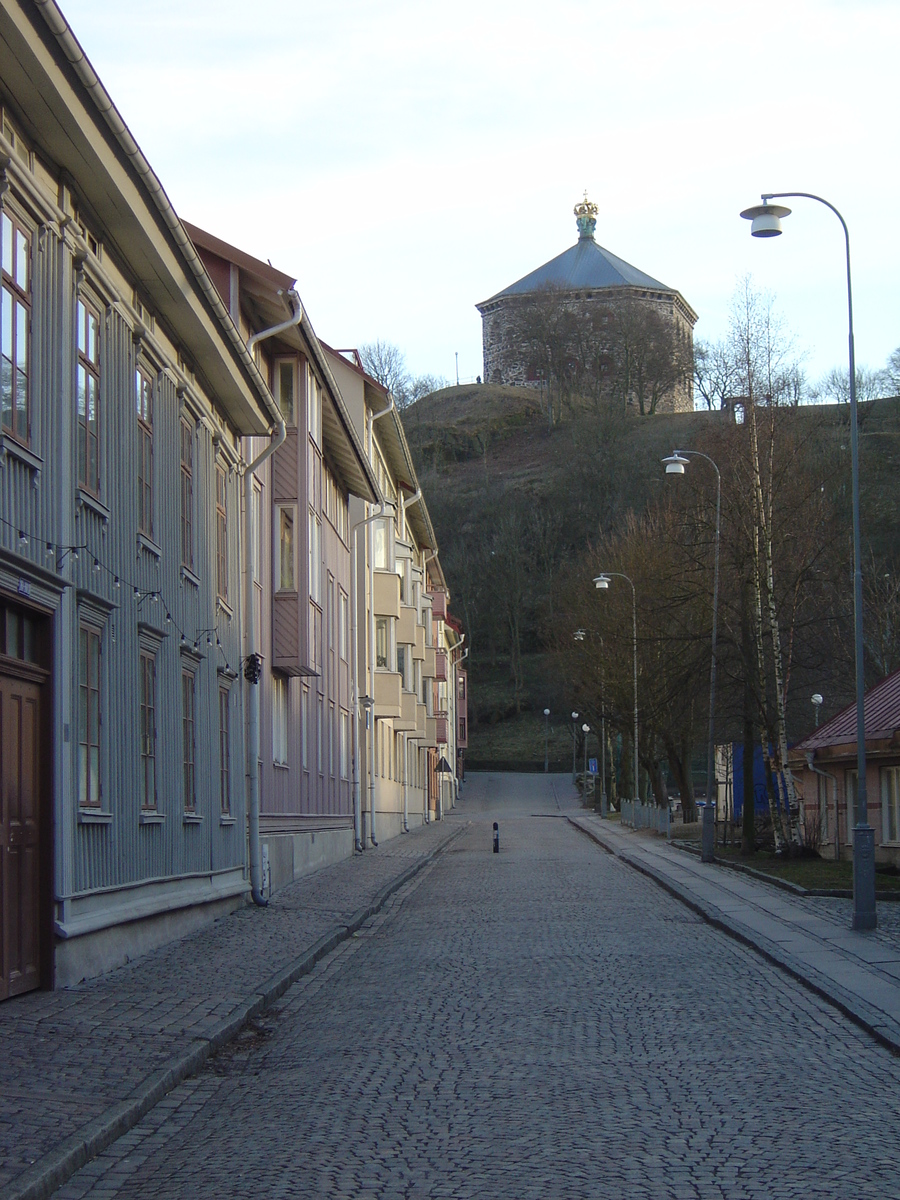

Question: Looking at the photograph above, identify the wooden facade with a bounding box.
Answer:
[0,0,277,992]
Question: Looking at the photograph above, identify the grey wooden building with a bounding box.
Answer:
[0,0,279,994]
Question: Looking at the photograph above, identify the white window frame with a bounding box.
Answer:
[276,503,298,593]
[273,675,289,766]
[274,356,298,426]
[881,766,900,844]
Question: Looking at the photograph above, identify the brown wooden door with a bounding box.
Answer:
[1,672,42,1000]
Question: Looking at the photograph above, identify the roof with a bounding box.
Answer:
[184,225,378,504]
[794,668,900,753]
[14,1,277,434]
[477,235,673,309]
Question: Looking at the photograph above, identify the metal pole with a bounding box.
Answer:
[543,708,550,773]
[761,192,875,931]
[632,582,638,804]
[571,712,579,783]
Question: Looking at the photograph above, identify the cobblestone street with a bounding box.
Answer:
[48,775,900,1200]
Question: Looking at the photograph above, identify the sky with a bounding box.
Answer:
[59,0,899,390]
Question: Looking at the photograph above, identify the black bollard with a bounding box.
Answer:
[493,821,499,853]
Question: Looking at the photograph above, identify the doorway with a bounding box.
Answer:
[1,598,49,1000]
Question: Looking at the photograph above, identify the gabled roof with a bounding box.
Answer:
[477,236,672,310]
[794,668,900,752]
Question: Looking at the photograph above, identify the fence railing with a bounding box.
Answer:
[620,799,671,836]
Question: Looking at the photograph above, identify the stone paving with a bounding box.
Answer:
[0,819,459,1198]
[45,776,900,1200]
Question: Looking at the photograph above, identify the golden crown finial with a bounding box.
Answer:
[574,193,598,240]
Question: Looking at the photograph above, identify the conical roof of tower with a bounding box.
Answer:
[477,197,674,308]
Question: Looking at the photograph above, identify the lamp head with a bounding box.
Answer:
[543,708,550,717]
[662,452,689,475]
[740,201,791,237]
[582,723,590,733]
[593,574,610,590]
[572,711,579,720]
[811,693,823,707]
[574,628,586,641]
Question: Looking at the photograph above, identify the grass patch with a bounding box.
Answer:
[709,845,900,892]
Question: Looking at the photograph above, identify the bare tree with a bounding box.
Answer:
[359,340,446,409]
[694,339,741,411]
[809,365,885,405]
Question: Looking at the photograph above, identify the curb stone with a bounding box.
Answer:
[2,822,468,1200]
[569,815,900,1059]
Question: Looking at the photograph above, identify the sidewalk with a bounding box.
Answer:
[569,812,900,1055]
[0,819,466,1200]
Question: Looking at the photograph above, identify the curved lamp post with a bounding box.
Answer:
[594,572,638,805]
[663,450,721,816]
[740,191,875,931]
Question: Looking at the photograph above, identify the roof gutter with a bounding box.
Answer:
[34,0,279,429]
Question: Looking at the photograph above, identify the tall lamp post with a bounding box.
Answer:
[571,711,580,783]
[594,573,639,805]
[543,708,551,773]
[574,628,607,812]
[662,450,721,815]
[740,191,875,932]
[582,723,591,781]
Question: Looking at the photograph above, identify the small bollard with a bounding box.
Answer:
[700,801,715,863]
[493,821,500,854]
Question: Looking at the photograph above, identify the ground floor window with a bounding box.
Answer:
[881,767,900,843]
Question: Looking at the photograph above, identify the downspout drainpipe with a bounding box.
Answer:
[805,752,841,863]
[400,488,422,539]
[367,397,395,847]
[402,734,410,832]
[244,291,302,906]
[351,501,392,850]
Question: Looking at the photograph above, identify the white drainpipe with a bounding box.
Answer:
[350,501,392,850]
[244,291,302,905]
[366,397,395,847]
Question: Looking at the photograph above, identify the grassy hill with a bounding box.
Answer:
[405,385,900,770]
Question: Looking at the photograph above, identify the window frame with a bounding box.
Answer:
[76,296,102,496]
[216,464,228,602]
[180,418,194,570]
[77,621,102,808]
[1,208,32,445]
[274,356,297,426]
[881,766,900,844]
[276,503,297,593]
[136,367,154,539]
[139,649,158,811]
[273,674,289,766]
[219,684,232,815]
[181,668,197,814]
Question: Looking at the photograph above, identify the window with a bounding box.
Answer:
[180,419,193,569]
[76,299,101,494]
[329,701,335,779]
[881,767,900,843]
[339,591,349,661]
[307,368,322,445]
[301,685,309,770]
[1,210,30,443]
[817,773,829,842]
[78,624,101,807]
[275,358,296,425]
[278,506,295,591]
[375,617,389,669]
[251,482,262,585]
[373,519,390,570]
[136,369,153,537]
[273,676,289,765]
[845,769,858,838]
[216,466,228,601]
[397,644,409,690]
[308,510,321,603]
[340,710,349,779]
[182,670,196,812]
[317,694,324,775]
[139,651,157,809]
[219,686,231,814]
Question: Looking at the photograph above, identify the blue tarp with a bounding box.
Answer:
[731,744,788,820]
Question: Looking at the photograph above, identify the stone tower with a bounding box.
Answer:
[476,197,698,412]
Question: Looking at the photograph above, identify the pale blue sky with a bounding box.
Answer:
[60,0,899,389]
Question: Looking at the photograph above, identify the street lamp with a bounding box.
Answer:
[594,572,639,807]
[812,693,823,728]
[543,708,550,773]
[740,191,875,932]
[662,449,721,817]
[582,723,591,781]
[571,711,580,783]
